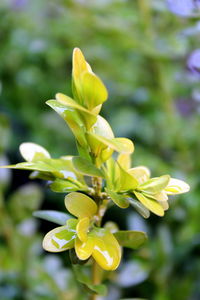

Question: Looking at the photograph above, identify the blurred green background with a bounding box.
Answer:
[0,0,200,299]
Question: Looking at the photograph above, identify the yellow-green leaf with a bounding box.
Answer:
[91,228,121,271]
[19,142,50,162]
[46,100,88,147]
[128,166,150,184]
[106,189,129,208]
[65,192,97,218]
[139,175,170,194]
[118,163,138,191]
[165,178,190,195]
[117,153,131,170]
[42,223,77,252]
[134,191,164,217]
[87,133,134,154]
[76,217,90,242]
[81,71,108,110]
[50,179,81,193]
[72,156,104,177]
[55,93,97,129]
[75,236,94,260]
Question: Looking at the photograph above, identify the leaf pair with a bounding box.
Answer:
[72,48,108,111]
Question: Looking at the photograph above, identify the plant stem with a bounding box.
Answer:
[90,259,100,300]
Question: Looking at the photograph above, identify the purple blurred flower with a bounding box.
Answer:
[12,0,28,10]
[166,0,200,17]
[176,98,196,117]
[187,49,200,77]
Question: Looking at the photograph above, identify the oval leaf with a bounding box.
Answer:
[65,192,97,218]
[106,189,129,208]
[114,230,148,250]
[81,71,108,110]
[165,178,190,195]
[42,224,76,252]
[134,191,164,217]
[33,210,72,225]
[128,198,150,219]
[19,142,50,162]
[72,156,104,178]
[139,175,170,194]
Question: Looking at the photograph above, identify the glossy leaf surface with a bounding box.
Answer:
[65,192,97,218]
[42,222,77,252]
[90,228,121,271]
[76,217,90,242]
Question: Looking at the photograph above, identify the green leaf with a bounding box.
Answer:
[139,175,170,194]
[128,197,150,219]
[114,230,148,250]
[72,156,104,178]
[65,192,97,218]
[33,210,72,225]
[106,189,129,209]
[87,133,134,154]
[55,93,97,129]
[73,265,107,296]
[50,179,82,193]
[43,223,77,252]
[118,163,138,191]
[46,100,88,146]
[134,191,164,217]
[81,72,108,110]
[0,113,10,152]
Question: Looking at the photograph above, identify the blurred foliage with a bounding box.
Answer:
[0,0,200,299]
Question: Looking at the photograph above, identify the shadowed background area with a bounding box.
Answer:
[0,0,200,299]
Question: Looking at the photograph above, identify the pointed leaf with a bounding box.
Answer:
[55,93,97,128]
[33,210,71,225]
[50,179,81,193]
[139,175,170,194]
[128,198,150,219]
[114,230,148,249]
[46,100,88,146]
[72,156,104,178]
[81,71,108,110]
[118,163,138,191]
[134,191,164,217]
[106,189,129,208]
